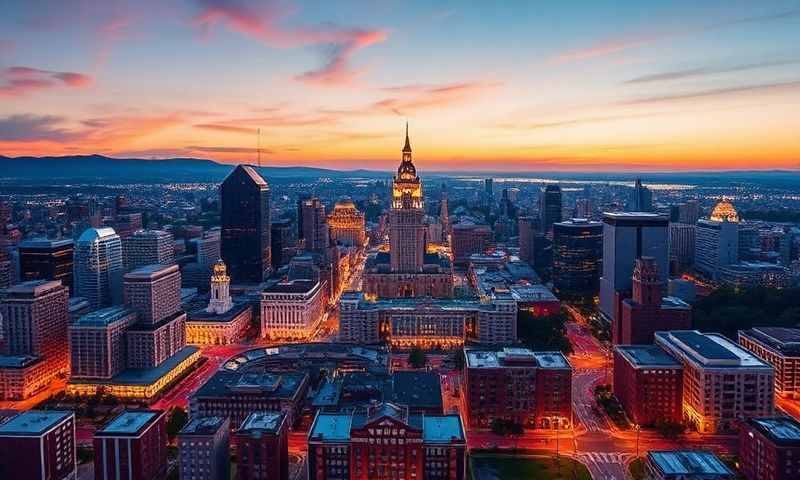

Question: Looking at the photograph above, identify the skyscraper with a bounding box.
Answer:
[518,216,537,265]
[599,212,669,323]
[73,227,124,309]
[540,184,562,235]
[220,165,271,283]
[389,124,426,273]
[631,178,654,212]
[122,229,174,272]
[440,184,450,244]
[18,238,74,291]
[552,219,603,297]
[696,199,740,280]
[327,198,366,247]
[300,197,330,253]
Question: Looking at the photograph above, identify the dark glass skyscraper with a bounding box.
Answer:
[540,184,563,234]
[552,219,603,297]
[220,165,271,283]
[18,238,74,291]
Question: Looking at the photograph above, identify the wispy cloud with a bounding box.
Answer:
[185,145,268,154]
[194,123,258,134]
[0,114,79,142]
[625,57,800,84]
[0,66,93,98]
[191,0,388,87]
[550,8,800,64]
[621,79,800,105]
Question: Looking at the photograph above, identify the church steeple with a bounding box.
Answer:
[403,121,412,153]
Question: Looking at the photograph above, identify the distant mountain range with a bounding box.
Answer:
[1,154,798,187]
[0,154,389,182]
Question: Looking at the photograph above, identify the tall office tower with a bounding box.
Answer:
[552,219,603,297]
[0,249,11,289]
[631,178,654,212]
[678,199,700,224]
[189,229,221,267]
[0,411,76,480]
[234,411,288,480]
[18,238,74,291]
[270,219,293,269]
[178,417,231,480]
[575,198,592,219]
[599,212,669,323]
[94,410,168,480]
[122,229,174,272]
[300,197,329,253]
[73,227,124,309]
[669,222,696,272]
[123,264,181,325]
[0,280,70,371]
[389,124,426,273]
[617,257,691,344]
[539,184,563,235]
[327,198,366,247]
[451,223,493,265]
[518,216,537,264]
[220,165,271,283]
[440,184,450,243]
[206,260,233,315]
[484,178,494,206]
[69,306,136,380]
[696,199,740,280]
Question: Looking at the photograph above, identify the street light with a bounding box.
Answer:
[634,423,641,459]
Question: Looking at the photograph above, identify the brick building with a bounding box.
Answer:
[93,410,167,480]
[451,223,492,266]
[0,410,76,480]
[739,417,800,480]
[613,345,683,425]
[69,306,136,380]
[234,411,289,480]
[178,416,231,480]
[739,327,800,398]
[464,348,572,429]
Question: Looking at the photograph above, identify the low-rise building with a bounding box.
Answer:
[234,411,289,480]
[190,370,309,429]
[465,348,572,429]
[739,417,800,480]
[178,416,231,480]
[655,330,775,433]
[645,451,734,479]
[93,410,167,480]
[738,327,800,398]
[308,402,466,480]
[0,410,76,480]
[260,279,324,340]
[613,345,683,426]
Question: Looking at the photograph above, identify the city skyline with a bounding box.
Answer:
[1,1,800,171]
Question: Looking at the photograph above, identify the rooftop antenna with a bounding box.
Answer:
[257,128,261,168]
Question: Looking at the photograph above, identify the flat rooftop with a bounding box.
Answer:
[73,305,135,327]
[423,415,465,443]
[309,413,353,443]
[97,411,162,436]
[5,279,63,296]
[0,355,42,368]
[466,348,570,369]
[68,346,199,386]
[263,279,319,294]
[749,417,800,445]
[656,330,770,369]
[615,345,682,368]
[19,238,74,248]
[0,411,72,435]
[648,451,733,476]
[239,411,285,434]
[509,284,559,303]
[740,327,800,356]
[180,416,228,436]
[194,370,306,399]
[124,263,179,280]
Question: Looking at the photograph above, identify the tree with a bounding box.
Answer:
[655,420,686,439]
[166,406,189,439]
[517,309,573,354]
[408,347,427,369]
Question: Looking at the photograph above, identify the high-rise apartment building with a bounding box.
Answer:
[73,227,124,309]
[122,229,174,272]
[655,330,775,433]
[552,218,602,297]
[696,200,740,280]
[18,238,74,291]
[220,165,271,283]
[599,212,669,323]
[123,264,181,325]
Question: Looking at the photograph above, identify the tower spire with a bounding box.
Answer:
[403,121,412,153]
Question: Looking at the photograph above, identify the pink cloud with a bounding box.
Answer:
[372,81,501,115]
[0,66,93,98]
[191,0,388,86]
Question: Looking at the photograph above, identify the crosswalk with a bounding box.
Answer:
[578,452,633,464]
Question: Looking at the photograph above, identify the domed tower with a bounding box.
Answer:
[709,199,740,223]
[389,123,426,273]
[207,259,233,314]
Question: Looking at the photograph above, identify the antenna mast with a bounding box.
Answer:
[257,128,261,168]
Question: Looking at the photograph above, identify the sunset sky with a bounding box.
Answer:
[1,0,800,171]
